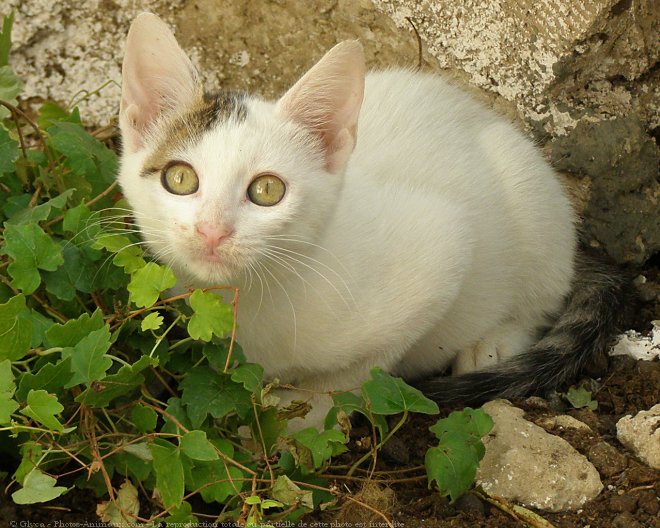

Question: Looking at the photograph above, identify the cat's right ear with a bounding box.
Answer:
[277,41,365,175]
[120,13,199,153]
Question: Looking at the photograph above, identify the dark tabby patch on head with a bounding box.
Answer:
[141,91,247,177]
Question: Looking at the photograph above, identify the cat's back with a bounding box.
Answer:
[349,68,571,222]
[355,69,500,162]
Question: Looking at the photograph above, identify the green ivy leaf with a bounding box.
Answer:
[3,223,64,294]
[141,312,163,332]
[47,121,117,195]
[187,438,244,504]
[0,126,18,175]
[0,393,18,424]
[288,428,347,474]
[63,203,99,245]
[127,262,176,308]
[45,309,104,348]
[131,404,158,433]
[0,358,14,394]
[325,391,388,438]
[28,308,53,349]
[180,367,251,428]
[230,363,263,394]
[565,385,598,411]
[429,407,494,442]
[0,294,32,361]
[425,408,493,501]
[6,189,74,225]
[425,431,485,502]
[0,65,21,121]
[37,101,81,130]
[20,389,64,431]
[271,475,314,510]
[11,468,68,505]
[255,407,287,455]
[180,430,219,461]
[0,340,18,423]
[16,357,73,400]
[43,244,97,301]
[361,367,439,416]
[13,441,42,485]
[150,442,184,509]
[187,289,233,342]
[96,479,139,526]
[75,355,157,407]
[161,397,193,434]
[0,12,15,68]
[62,326,112,388]
[163,501,198,525]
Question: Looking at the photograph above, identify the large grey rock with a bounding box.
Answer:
[551,116,660,265]
[617,404,660,469]
[373,0,659,138]
[477,400,603,512]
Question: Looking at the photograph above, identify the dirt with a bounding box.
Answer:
[304,355,660,528]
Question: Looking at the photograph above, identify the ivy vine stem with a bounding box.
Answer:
[346,409,409,477]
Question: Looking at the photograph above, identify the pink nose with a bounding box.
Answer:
[195,222,233,251]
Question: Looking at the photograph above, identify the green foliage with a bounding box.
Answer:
[362,367,439,415]
[12,468,68,504]
[0,14,491,523]
[564,385,598,410]
[425,408,494,501]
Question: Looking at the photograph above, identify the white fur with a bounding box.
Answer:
[118,15,576,429]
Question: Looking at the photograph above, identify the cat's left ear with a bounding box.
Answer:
[277,41,365,174]
[120,13,200,153]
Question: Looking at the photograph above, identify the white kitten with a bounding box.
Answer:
[118,13,626,428]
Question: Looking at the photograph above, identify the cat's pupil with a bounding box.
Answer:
[161,163,199,195]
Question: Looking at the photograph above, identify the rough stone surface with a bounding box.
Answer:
[537,414,594,432]
[6,0,432,125]
[551,116,660,264]
[373,0,659,137]
[616,404,660,469]
[476,400,603,512]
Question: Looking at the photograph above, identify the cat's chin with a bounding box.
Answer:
[181,254,242,287]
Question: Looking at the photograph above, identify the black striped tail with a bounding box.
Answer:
[415,254,631,405]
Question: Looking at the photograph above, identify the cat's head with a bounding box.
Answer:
[117,13,365,286]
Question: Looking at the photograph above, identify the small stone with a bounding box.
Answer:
[476,400,603,512]
[554,414,593,431]
[612,511,643,528]
[569,409,600,431]
[380,434,409,465]
[636,489,659,515]
[609,493,638,513]
[587,441,628,477]
[617,404,660,469]
[453,492,486,517]
[525,396,551,410]
[627,466,660,485]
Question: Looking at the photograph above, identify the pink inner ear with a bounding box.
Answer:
[277,41,366,174]
[120,13,199,152]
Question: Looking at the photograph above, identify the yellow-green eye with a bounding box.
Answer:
[161,162,199,195]
[247,173,286,206]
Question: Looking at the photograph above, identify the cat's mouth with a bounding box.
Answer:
[187,244,246,282]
